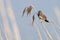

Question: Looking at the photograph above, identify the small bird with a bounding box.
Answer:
[22,5,33,16]
[37,10,49,22]
[32,15,35,24]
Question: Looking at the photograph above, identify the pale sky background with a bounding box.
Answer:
[0,0,60,40]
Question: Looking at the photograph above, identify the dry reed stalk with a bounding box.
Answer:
[5,0,21,40]
[49,20,60,40]
[54,7,60,25]
[36,22,49,40]
[0,30,3,40]
[48,18,60,30]
[41,22,53,40]
[34,23,43,40]
[0,37,3,40]
[0,36,3,40]
[0,0,13,40]
[45,15,60,40]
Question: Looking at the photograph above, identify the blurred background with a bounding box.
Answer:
[0,0,60,40]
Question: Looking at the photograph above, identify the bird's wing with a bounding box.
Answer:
[40,12,47,19]
[22,7,27,16]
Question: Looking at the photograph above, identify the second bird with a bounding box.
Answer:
[37,10,49,23]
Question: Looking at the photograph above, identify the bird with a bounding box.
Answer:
[37,10,49,22]
[22,5,34,16]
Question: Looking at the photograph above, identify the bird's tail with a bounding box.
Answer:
[45,19,49,23]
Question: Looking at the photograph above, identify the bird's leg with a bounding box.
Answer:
[39,19,43,23]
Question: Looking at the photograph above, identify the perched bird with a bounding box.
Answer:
[32,15,35,24]
[22,5,33,16]
[37,10,49,22]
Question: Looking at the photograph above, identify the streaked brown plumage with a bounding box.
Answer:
[37,10,49,22]
[22,5,33,16]
[27,5,33,16]
[32,15,35,24]
[22,7,27,16]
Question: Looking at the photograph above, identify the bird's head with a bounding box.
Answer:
[37,10,42,16]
